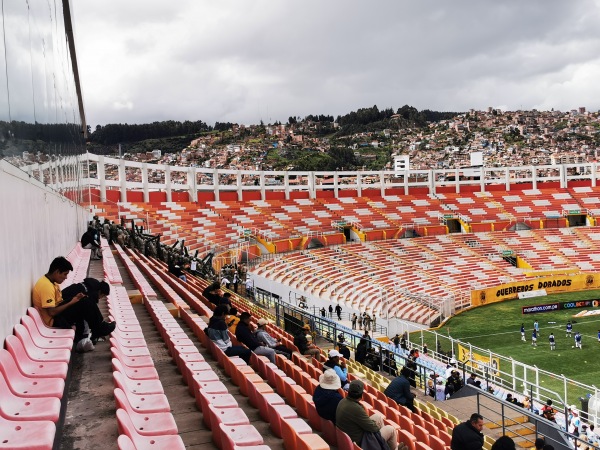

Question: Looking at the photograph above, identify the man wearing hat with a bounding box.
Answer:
[205,305,251,363]
[293,324,320,358]
[324,349,349,390]
[337,379,400,450]
[313,369,343,423]
[235,312,276,363]
[254,317,292,359]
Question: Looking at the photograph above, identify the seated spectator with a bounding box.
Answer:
[534,437,546,450]
[235,312,276,363]
[221,292,232,308]
[205,305,251,363]
[383,350,398,377]
[81,226,102,260]
[364,347,380,371]
[202,282,223,306]
[168,261,189,282]
[491,436,516,450]
[337,336,351,360]
[61,278,110,305]
[313,369,343,424]
[337,379,401,450]
[426,372,437,398]
[254,318,292,359]
[323,350,349,390]
[450,413,485,450]
[384,366,416,412]
[541,400,556,422]
[225,307,240,333]
[293,324,320,358]
[32,257,116,351]
[450,370,464,393]
[466,373,481,388]
[435,378,446,401]
[355,337,368,364]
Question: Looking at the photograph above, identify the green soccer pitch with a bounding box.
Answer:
[420,289,600,404]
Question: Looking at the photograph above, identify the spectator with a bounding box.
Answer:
[221,276,231,289]
[328,305,333,318]
[203,282,223,306]
[61,278,110,305]
[405,351,418,388]
[235,312,276,364]
[32,257,115,352]
[324,350,349,390]
[355,337,368,364]
[205,305,251,363]
[423,342,428,354]
[168,261,188,282]
[534,437,545,450]
[450,413,485,450]
[81,226,102,260]
[313,369,343,424]
[293,324,320,358]
[364,348,380,371]
[221,292,232,309]
[336,379,400,450]
[351,313,357,330]
[337,335,351,359]
[226,307,240,333]
[335,304,342,321]
[491,436,516,450]
[382,350,398,377]
[320,307,326,317]
[466,373,481,388]
[245,278,254,299]
[435,378,446,401]
[541,400,556,422]
[393,333,400,351]
[400,332,408,351]
[232,271,239,293]
[254,318,292,359]
[384,366,416,412]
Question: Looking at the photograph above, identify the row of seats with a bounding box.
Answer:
[0,307,74,449]
[106,284,185,449]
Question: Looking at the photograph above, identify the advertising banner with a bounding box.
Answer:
[522,303,559,314]
[471,273,600,306]
[456,343,500,376]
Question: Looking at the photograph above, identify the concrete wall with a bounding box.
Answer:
[0,160,88,341]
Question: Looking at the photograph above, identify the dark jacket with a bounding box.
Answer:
[61,278,104,304]
[81,228,100,248]
[312,386,342,424]
[384,374,413,406]
[451,421,484,450]
[294,330,310,353]
[235,321,261,351]
[202,286,223,305]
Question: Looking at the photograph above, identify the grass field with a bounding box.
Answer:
[420,289,600,404]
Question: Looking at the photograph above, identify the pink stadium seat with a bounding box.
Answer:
[114,389,178,436]
[320,418,338,446]
[20,316,73,350]
[196,389,239,428]
[266,402,298,438]
[4,335,68,379]
[0,416,56,450]
[0,349,64,399]
[27,307,74,339]
[114,387,171,414]
[218,423,264,450]
[415,443,434,450]
[0,372,61,422]
[296,433,330,450]
[206,403,250,431]
[13,325,70,363]
[336,426,355,449]
[116,409,185,450]
[117,434,137,450]
[113,371,164,395]
[111,347,155,369]
[413,424,430,446]
[112,358,158,381]
[110,338,150,357]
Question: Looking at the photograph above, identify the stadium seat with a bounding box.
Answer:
[217,423,264,450]
[320,418,338,446]
[280,417,313,448]
[112,358,158,381]
[0,372,61,422]
[0,416,56,450]
[113,371,164,395]
[27,307,75,339]
[20,315,73,350]
[4,335,68,379]
[0,349,64,399]
[111,346,155,369]
[196,389,239,428]
[113,387,171,413]
[114,389,178,436]
[13,325,71,363]
[116,409,185,449]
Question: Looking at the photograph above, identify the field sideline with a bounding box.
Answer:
[421,289,600,403]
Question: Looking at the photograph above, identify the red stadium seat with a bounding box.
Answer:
[116,409,185,449]
[114,389,178,436]
[20,316,73,350]
[0,416,56,450]
[0,349,64,399]
[4,335,68,379]
[0,372,60,422]
[27,307,74,339]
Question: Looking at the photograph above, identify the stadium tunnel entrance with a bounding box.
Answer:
[446,218,462,233]
[568,214,586,227]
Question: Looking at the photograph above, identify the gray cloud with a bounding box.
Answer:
[73,0,600,128]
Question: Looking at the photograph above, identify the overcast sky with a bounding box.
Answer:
[72,0,600,128]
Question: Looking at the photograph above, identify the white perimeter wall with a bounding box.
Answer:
[0,161,88,341]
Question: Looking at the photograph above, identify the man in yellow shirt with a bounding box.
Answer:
[32,257,115,349]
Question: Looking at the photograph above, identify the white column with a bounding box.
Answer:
[98,155,106,202]
[531,165,537,190]
[284,172,290,200]
[141,163,149,202]
[119,158,127,202]
[213,169,219,202]
[379,172,385,197]
[165,165,172,202]
[505,168,510,192]
[236,172,242,202]
[356,172,362,197]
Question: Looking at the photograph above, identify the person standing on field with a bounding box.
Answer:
[548,333,555,351]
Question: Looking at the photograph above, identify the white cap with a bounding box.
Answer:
[328,350,342,358]
[450,358,457,365]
